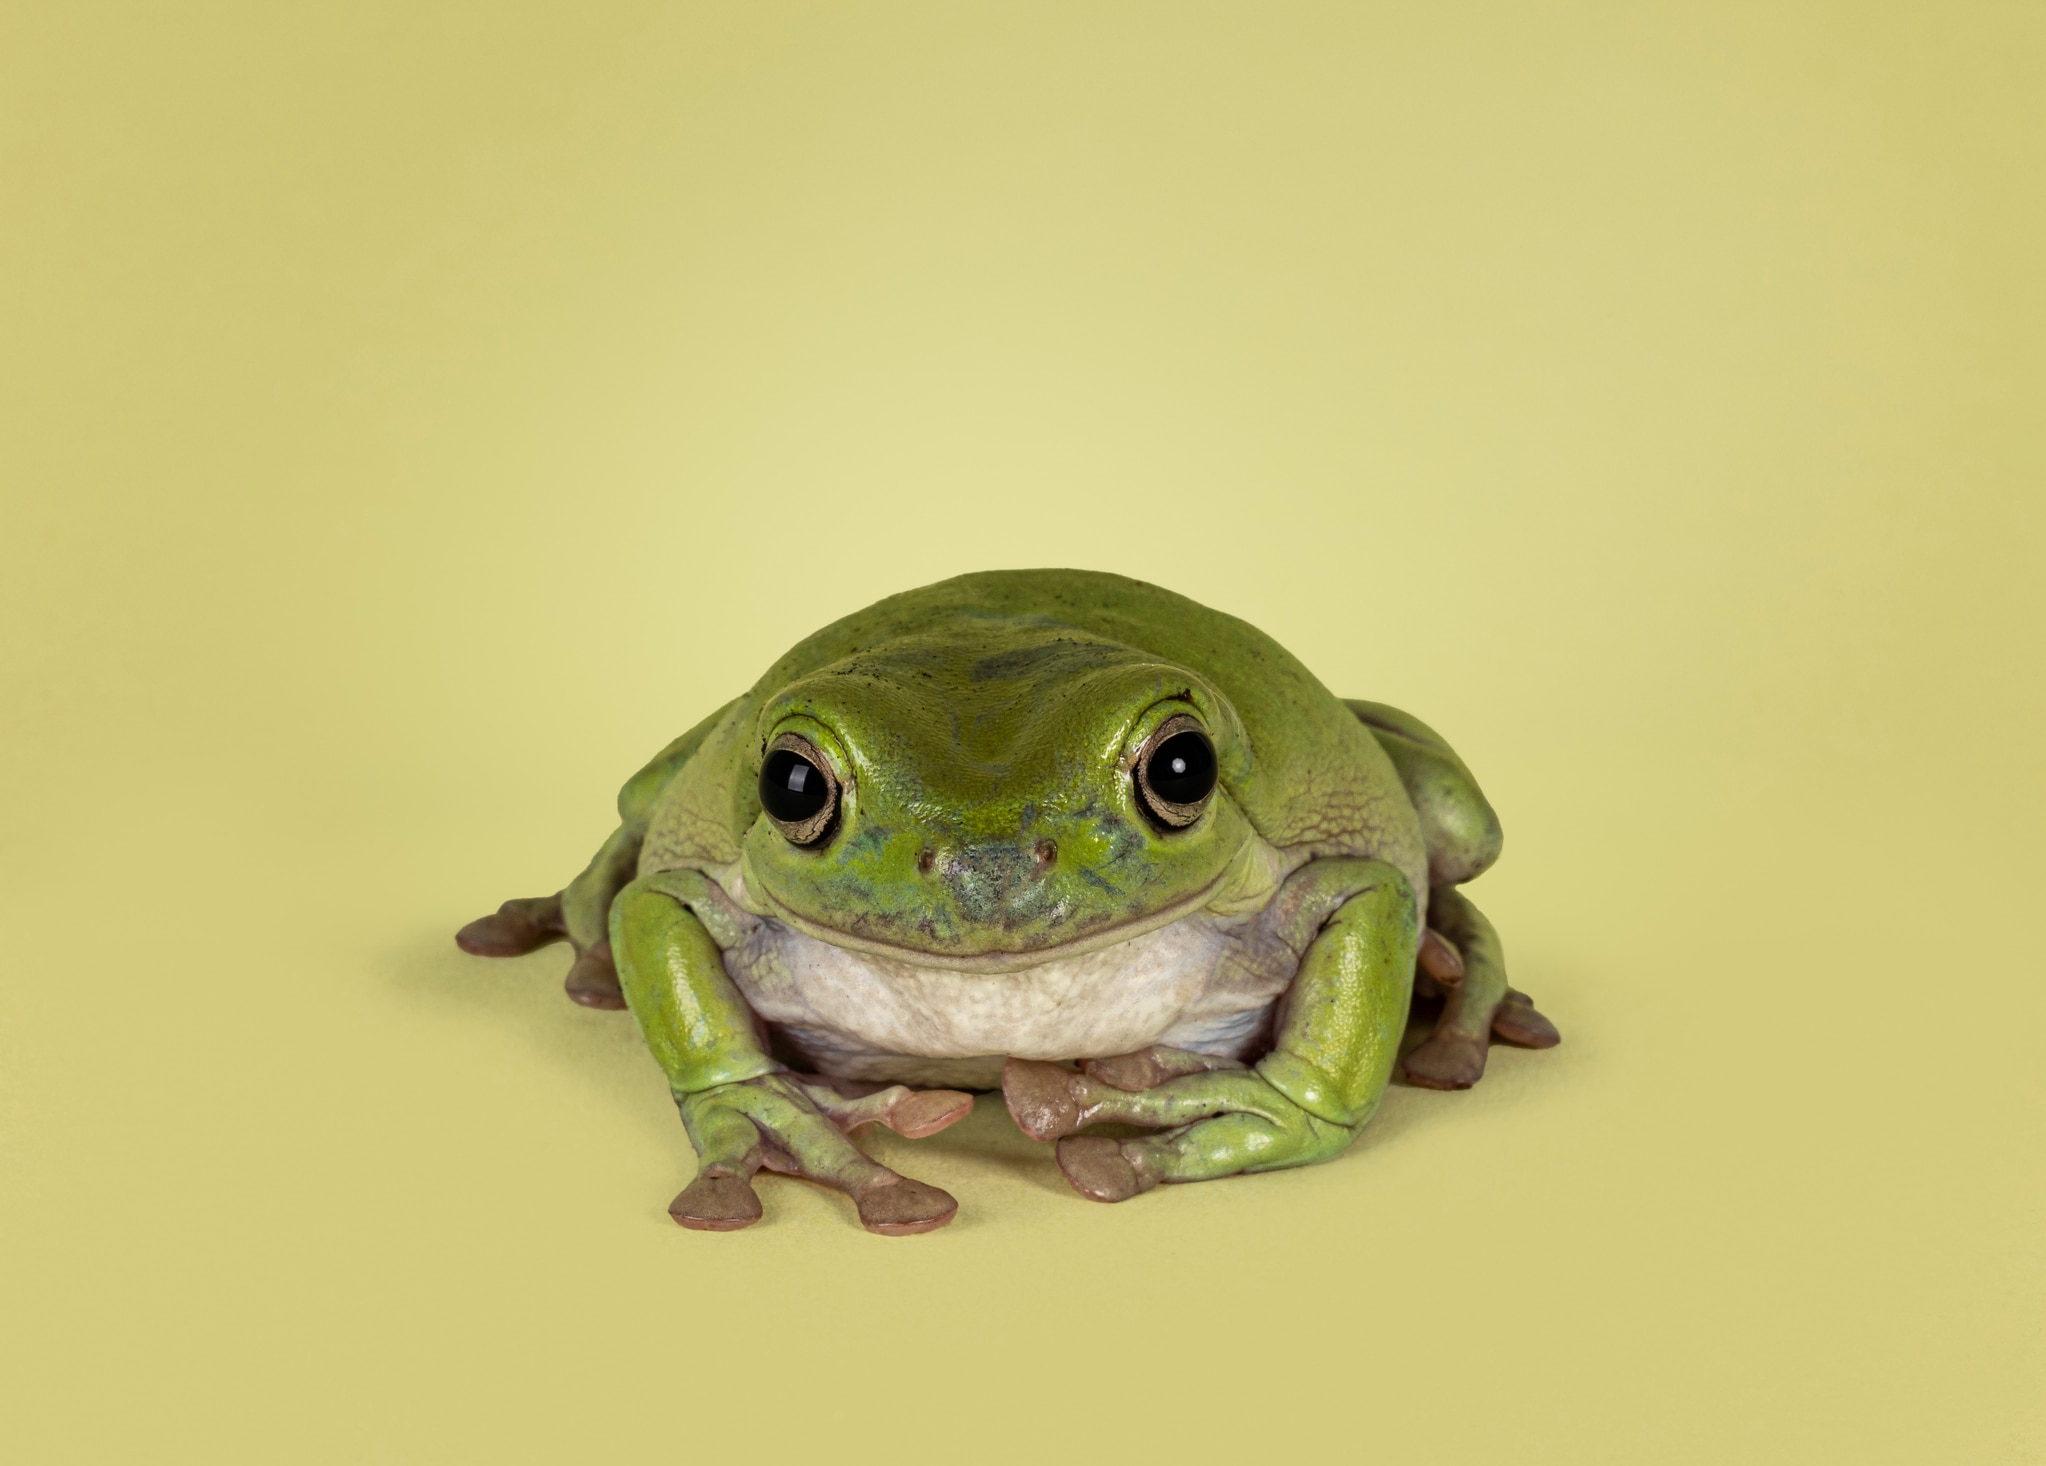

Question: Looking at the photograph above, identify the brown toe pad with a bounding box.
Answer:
[1002,1058,1085,1142]
[887,1089,975,1139]
[455,905,559,957]
[1418,928,1466,985]
[1056,1136,1154,1203]
[1080,1045,1243,1092]
[564,943,627,1010]
[1081,1048,1178,1091]
[669,1172,764,1231]
[855,1177,958,1236]
[1403,1032,1488,1090]
[1491,998,1561,1048]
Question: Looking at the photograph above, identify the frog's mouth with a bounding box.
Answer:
[745,874,1226,973]
[731,835,1287,975]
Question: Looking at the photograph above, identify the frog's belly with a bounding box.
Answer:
[722,912,1302,1089]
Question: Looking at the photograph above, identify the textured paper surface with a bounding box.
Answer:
[3,4,2040,1461]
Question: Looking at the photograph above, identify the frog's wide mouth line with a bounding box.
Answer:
[741,867,1239,975]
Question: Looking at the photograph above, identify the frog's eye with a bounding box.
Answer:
[1134,715,1217,829]
[759,733,840,846]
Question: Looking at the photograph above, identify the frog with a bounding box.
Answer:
[456,569,1559,1234]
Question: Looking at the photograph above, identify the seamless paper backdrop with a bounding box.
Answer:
[3,4,2041,1463]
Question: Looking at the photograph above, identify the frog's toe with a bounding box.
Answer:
[1080,1045,1247,1092]
[563,941,627,1010]
[1403,986,1561,1087]
[1055,1136,1157,1203]
[454,895,565,956]
[1491,990,1561,1048]
[1406,888,1560,1086]
[1402,1032,1489,1090]
[802,1081,974,1139]
[1001,1058,1087,1141]
[668,1170,765,1231]
[882,1088,975,1139]
[853,1176,959,1235]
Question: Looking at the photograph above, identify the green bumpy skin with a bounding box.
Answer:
[458,569,1559,1232]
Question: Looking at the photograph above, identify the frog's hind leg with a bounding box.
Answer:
[454,823,641,1010]
[1402,885,1560,1090]
[460,707,740,1005]
[453,710,734,1010]
[1344,700,1559,1085]
[1346,699,1502,887]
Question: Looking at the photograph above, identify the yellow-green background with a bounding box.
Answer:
[4,3,2040,1461]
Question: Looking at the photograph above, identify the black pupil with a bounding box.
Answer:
[760,748,831,824]
[1147,730,1216,806]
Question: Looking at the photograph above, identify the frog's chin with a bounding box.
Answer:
[729,836,1291,976]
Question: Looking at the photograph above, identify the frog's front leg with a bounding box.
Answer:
[612,871,971,1234]
[1003,859,1416,1202]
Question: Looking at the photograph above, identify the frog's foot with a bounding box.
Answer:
[455,896,627,1010]
[1003,1058,1351,1203]
[1003,1049,1244,1138]
[1403,980,1561,1091]
[668,1073,969,1235]
[1400,891,1561,1091]
[454,895,565,956]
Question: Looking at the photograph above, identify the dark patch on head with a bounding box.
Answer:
[839,824,895,862]
[1076,806,1148,872]
[969,646,1055,682]
[969,638,1129,683]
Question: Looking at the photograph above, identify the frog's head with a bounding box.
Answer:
[737,621,1257,966]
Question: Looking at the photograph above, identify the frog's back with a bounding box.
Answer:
[660,570,1421,880]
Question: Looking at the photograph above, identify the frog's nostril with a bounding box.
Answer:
[1033,840,1057,875]
[916,847,937,876]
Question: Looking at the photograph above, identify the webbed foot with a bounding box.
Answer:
[671,1074,972,1234]
[1400,890,1561,1090]
[1404,986,1561,1089]
[1003,1055,1351,1203]
[1002,1049,1249,1141]
[457,896,628,1009]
